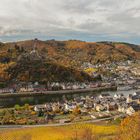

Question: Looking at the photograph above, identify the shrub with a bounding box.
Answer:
[31,111,36,115]
[24,104,30,110]
[72,106,81,116]
[14,104,21,110]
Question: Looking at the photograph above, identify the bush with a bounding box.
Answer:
[24,104,30,110]
[30,111,36,115]
[113,118,121,124]
[72,106,81,116]
[1,110,15,125]
[27,120,36,125]
[14,104,21,110]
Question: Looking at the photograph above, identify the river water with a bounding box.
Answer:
[101,89,139,97]
[0,89,139,108]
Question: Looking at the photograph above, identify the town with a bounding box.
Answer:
[0,90,140,125]
[1,0,140,139]
[0,60,139,94]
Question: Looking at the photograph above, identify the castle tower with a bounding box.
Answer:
[30,38,41,60]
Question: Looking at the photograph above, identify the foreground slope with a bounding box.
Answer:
[0,123,118,140]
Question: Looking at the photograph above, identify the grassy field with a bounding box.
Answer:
[0,123,118,140]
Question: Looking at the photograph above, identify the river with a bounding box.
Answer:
[0,88,139,108]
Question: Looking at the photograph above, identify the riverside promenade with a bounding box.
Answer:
[0,86,117,98]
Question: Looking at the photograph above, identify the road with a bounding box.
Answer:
[0,117,115,129]
[0,86,117,98]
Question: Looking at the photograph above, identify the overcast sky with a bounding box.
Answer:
[0,0,140,44]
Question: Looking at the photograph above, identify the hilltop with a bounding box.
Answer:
[0,39,140,83]
[1,39,140,65]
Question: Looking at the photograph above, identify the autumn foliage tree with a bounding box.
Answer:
[116,112,140,140]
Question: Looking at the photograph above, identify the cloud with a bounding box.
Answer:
[0,0,140,43]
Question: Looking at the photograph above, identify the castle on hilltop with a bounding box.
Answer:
[17,38,44,62]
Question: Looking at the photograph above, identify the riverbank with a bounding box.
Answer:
[0,86,117,98]
[0,86,117,108]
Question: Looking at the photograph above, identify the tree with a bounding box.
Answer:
[24,104,30,110]
[14,44,20,52]
[1,109,15,125]
[72,106,81,116]
[14,104,21,110]
[117,112,140,140]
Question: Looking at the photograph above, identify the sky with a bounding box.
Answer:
[0,0,140,44]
